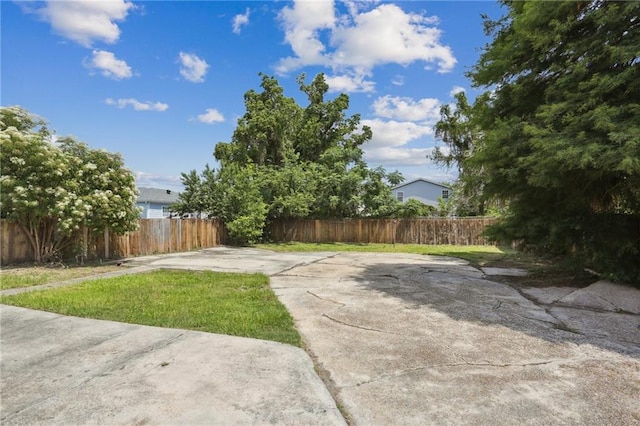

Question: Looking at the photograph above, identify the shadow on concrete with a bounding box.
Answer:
[351,260,640,359]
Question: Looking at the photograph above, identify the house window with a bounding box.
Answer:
[442,190,450,199]
[396,191,404,202]
[162,206,172,217]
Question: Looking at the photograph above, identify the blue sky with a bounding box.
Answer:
[2,0,504,192]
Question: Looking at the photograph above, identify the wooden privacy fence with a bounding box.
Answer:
[88,218,227,259]
[0,219,226,265]
[1,217,497,265]
[1,220,33,265]
[268,217,497,245]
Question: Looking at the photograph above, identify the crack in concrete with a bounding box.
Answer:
[271,253,338,276]
[307,291,346,307]
[507,310,562,328]
[321,314,397,335]
[555,287,581,303]
[343,359,559,388]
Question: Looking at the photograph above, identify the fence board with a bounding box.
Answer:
[1,221,33,264]
[268,218,496,245]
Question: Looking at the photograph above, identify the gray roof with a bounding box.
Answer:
[137,187,181,204]
[392,178,451,191]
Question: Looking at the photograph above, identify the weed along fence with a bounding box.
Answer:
[268,218,497,245]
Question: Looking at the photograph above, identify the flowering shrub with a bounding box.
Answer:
[0,106,139,262]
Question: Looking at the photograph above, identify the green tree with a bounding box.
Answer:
[171,164,215,216]
[395,199,435,218]
[0,106,139,262]
[469,1,640,281]
[214,164,267,245]
[430,91,486,216]
[214,73,301,168]
[196,73,400,243]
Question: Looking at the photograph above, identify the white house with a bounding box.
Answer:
[136,187,180,218]
[391,178,452,207]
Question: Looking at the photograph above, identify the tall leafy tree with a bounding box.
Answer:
[215,73,301,168]
[469,1,640,281]
[1,106,139,262]
[214,164,267,245]
[189,73,401,243]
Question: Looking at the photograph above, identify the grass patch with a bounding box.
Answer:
[258,242,517,267]
[0,269,301,346]
[0,264,124,290]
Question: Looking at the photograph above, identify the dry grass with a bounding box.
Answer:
[0,263,124,290]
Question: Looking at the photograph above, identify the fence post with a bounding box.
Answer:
[104,227,109,259]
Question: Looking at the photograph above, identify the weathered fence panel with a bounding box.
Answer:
[1,221,33,264]
[0,218,227,265]
[98,218,227,259]
[268,218,497,245]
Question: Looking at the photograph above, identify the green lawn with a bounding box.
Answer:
[0,269,301,346]
[0,264,123,290]
[258,242,517,267]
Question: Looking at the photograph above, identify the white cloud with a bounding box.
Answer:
[372,95,441,122]
[361,118,434,166]
[276,0,336,72]
[365,146,432,166]
[196,108,225,124]
[325,72,375,93]
[105,98,168,112]
[85,50,132,79]
[331,4,454,71]
[178,52,209,83]
[391,75,404,86]
[276,1,456,89]
[35,0,134,47]
[135,171,184,192]
[449,86,465,97]
[232,8,250,34]
[362,118,433,148]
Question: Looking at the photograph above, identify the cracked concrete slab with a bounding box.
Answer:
[520,286,580,305]
[123,246,336,276]
[272,252,640,425]
[0,305,345,426]
[557,280,640,314]
[3,247,639,425]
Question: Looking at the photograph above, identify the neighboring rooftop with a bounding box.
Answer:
[391,178,451,190]
[136,187,181,204]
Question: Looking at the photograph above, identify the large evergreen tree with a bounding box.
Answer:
[470,1,640,281]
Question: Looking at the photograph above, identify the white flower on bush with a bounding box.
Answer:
[9,157,25,166]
